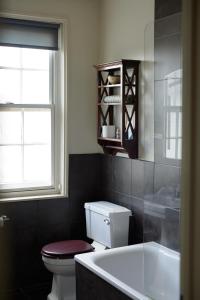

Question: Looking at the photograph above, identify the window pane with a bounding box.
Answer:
[22,49,50,70]
[0,69,21,103]
[166,78,182,107]
[24,110,51,144]
[0,46,20,68]
[0,111,22,144]
[0,146,23,184]
[24,145,51,185]
[166,112,177,138]
[22,70,49,104]
[22,48,50,70]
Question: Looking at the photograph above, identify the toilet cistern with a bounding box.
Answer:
[85,201,132,249]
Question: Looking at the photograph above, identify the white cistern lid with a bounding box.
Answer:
[84,201,131,217]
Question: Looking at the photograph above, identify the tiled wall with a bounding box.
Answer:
[0,154,101,299]
[155,0,182,19]
[98,155,180,251]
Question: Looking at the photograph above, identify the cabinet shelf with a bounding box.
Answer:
[98,137,121,142]
[98,103,122,106]
[98,84,121,88]
[95,59,140,159]
[98,83,135,88]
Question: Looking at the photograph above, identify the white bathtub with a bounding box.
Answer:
[75,242,180,300]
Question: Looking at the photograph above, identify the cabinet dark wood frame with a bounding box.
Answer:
[94,59,140,159]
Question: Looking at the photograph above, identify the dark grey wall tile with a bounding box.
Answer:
[37,198,69,227]
[130,197,144,244]
[155,33,181,81]
[111,191,132,210]
[144,214,162,243]
[144,207,180,251]
[68,189,90,224]
[38,221,70,248]
[69,154,100,193]
[97,187,114,203]
[155,0,182,19]
[112,156,131,195]
[100,154,113,191]
[131,160,144,198]
[155,13,182,38]
[0,201,37,229]
[144,162,155,197]
[70,221,87,240]
[132,160,154,198]
[154,164,180,193]
[160,208,180,251]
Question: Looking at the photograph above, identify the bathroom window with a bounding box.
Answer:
[0,17,67,199]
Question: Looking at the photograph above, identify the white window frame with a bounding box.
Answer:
[0,13,68,201]
[164,70,182,161]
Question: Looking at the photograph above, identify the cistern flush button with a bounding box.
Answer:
[104,218,110,225]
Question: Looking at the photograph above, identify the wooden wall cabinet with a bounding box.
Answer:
[95,59,140,159]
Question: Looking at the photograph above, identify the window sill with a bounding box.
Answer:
[0,193,68,203]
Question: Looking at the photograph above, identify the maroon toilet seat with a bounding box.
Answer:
[41,240,94,259]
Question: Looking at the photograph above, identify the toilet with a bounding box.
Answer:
[41,201,132,300]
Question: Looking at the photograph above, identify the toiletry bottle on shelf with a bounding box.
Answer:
[116,127,120,139]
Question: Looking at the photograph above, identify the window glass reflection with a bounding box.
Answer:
[164,70,182,160]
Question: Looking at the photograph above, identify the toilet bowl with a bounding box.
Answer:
[41,240,94,300]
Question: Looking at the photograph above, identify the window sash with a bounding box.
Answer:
[0,104,55,192]
[0,51,57,195]
[0,48,53,105]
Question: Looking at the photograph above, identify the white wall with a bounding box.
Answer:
[0,0,101,154]
[99,0,154,62]
[99,0,155,160]
[0,0,155,159]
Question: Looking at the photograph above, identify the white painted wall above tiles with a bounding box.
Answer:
[99,0,155,161]
[1,0,155,160]
[99,0,154,62]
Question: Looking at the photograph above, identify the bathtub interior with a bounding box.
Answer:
[94,246,145,294]
[93,242,180,300]
[143,243,180,300]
